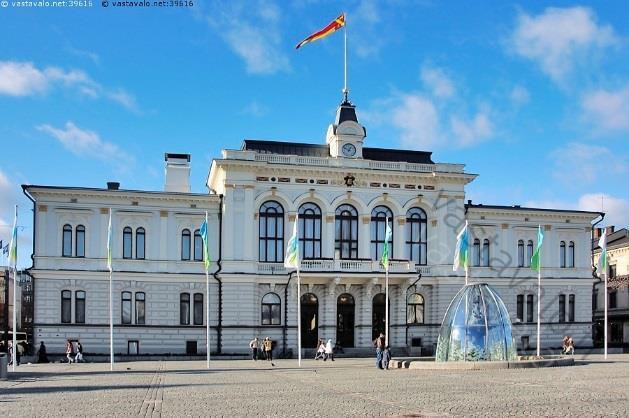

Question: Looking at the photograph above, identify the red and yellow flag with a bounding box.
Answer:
[295,13,345,50]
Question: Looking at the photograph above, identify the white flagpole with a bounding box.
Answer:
[603,270,608,360]
[297,265,302,367]
[343,12,348,100]
[464,220,469,285]
[108,209,114,371]
[385,268,389,348]
[11,205,17,372]
[536,229,542,357]
[205,212,211,369]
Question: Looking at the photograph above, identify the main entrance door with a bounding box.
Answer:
[336,293,355,348]
[300,293,318,349]
[372,293,388,340]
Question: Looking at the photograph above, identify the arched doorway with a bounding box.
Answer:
[300,293,318,348]
[336,293,355,348]
[372,293,389,340]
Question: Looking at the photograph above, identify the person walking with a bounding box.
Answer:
[314,340,325,360]
[75,340,84,363]
[382,345,391,370]
[324,339,334,362]
[65,339,75,364]
[37,341,49,363]
[249,337,259,361]
[373,333,385,369]
[263,337,274,366]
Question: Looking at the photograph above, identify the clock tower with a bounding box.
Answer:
[326,98,366,158]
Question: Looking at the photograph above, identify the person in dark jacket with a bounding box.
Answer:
[37,341,49,363]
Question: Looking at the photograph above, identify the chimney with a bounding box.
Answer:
[107,182,120,190]
[164,153,191,193]
[608,226,615,234]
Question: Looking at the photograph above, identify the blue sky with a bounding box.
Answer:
[1,1,628,267]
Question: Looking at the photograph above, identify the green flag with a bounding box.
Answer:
[381,217,392,271]
[530,225,544,272]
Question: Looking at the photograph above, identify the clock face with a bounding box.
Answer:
[342,143,356,157]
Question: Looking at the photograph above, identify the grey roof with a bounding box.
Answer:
[466,202,603,216]
[241,140,435,164]
[593,228,629,251]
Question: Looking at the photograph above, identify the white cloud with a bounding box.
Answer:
[510,85,530,106]
[207,1,290,75]
[0,60,139,111]
[351,0,386,58]
[578,193,629,228]
[242,101,269,117]
[107,89,140,113]
[420,64,455,99]
[0,61,48,96]
[527,193,629,228]
[550,142,626,185]
[36,121,133,165]
[390,94,441,149]
[581,86,629,132]
[510,7,617,82]
[450,110,493,147]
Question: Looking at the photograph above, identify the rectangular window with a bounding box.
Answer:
[135,292,145,325]
[75,291,86,324]
[193,293,203,325]
[558,295,565,323]
[593,289,598,311]
[128,340,139,355]
[516,295,524,322]
[609,290,617,309]
[526,295,534,323]
[180,293,190,325]
[61,290,72,323]
[76,226,85,257]
[121,291,132,324]
[568,294,575,322]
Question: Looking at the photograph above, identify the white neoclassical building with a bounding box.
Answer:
[24,99,602,356]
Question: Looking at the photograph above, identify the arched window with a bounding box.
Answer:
[568,241,575,268]
[517,240,524,267]
[180,293,190,325]
[406,208,427,265]
[335,204,358,259]
[61,290,72,323]
[407,293,424,324]
[261,292,281,325]
[259,201,284,262]
[121,291,132,324]
[299,203,322,259]
[193,229,203,261]
[193,293,203,325]
[75,290,86,324]
[123,227,133,259]
[62,224,72,257]
[371,206,393,261]
[136,227,145,260]
[181,229,191,260]
[135,292,145,324]
[75,225,85,258]
[482,239,490,267]
[560,241,566,268]
[472,239,481,267]
[526,240,534,267]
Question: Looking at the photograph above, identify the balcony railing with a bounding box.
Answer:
[257,259,414,274]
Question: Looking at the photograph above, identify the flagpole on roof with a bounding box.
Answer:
[107,208,114,371]
[343,11,348,101]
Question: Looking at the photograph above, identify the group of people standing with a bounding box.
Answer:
[249,337,274,366]
[373,333,391,369]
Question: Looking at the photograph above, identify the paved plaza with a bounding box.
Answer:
[1,355,629,417]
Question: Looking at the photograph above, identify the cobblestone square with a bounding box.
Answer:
[1,355,628,417]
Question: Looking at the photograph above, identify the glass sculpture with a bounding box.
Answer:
[436,283,517,362]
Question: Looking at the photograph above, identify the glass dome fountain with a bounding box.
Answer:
[436,283,517,362]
